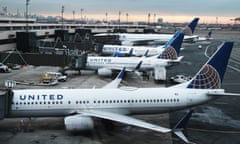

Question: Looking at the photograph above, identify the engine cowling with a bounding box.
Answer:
[97,68,112,76]
[64,115,94,131]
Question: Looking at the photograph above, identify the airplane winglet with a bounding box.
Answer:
[113,52,122,57]
[117,67,126,79]
[143,49,149,57]
[129,48,134,57]
[135,60,143,71]
[174,110,193,130]
[173,110,194,144]
[113,48,134,57]
[102,67,126,89]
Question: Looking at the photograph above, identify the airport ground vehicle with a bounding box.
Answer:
[0,63,11,73]
[40,72,67,83]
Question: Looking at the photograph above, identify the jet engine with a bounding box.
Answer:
[97,68,112,76]
[64,115,94,131]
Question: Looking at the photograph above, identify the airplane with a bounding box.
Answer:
[104,31,212,57]
[2,41,239,144]
[86,31,184,80]
[102,31,180,57]
[94,18,200,46]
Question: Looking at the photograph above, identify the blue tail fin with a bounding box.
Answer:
[157,31,184,60]
[187,42,234,89]
[183,18,199,36]
[207,31,212,38]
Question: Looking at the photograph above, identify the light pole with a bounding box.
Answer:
[81,8,84,23]
[118,11,121,29]
[105,12,108,23]
[147,13,151,25]
[153,13,156,26]
[73,10,75,23]
[126,13,129,24]
[26,0,30,32]
[61,6,64,30]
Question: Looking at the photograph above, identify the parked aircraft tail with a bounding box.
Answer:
[157,31,184,60]
[183,18,199,36]
[187,42,234,89]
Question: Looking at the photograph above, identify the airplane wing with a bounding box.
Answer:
[80,110,171,133]
[79,109,193,143]
[102,67,125,89]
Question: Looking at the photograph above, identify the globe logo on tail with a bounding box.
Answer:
[183,26,193,36]
[158,46,178,60]
[187,64,221,89]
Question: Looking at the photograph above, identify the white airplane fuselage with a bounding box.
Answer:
[9,88,223,118]
[86,56,169,71]
[96,33,198,45]
[102,44,164,56]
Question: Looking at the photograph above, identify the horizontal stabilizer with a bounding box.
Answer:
[207,92,240,97]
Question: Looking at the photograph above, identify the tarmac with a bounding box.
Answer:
[0,30,240,144]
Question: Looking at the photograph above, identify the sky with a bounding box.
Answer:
[1,0,239,24]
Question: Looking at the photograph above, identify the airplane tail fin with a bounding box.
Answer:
[187,42,234,89]
[157,31,184,60]
[207,31,212,39]
[173,110,194,144]
[183,18,199,36]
